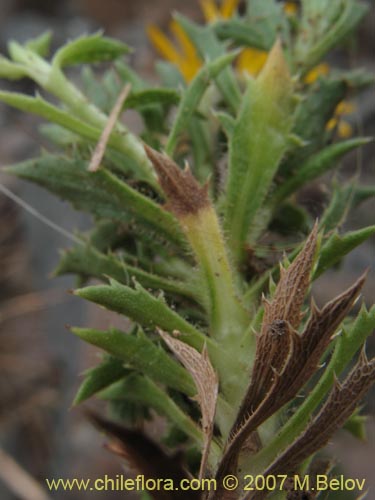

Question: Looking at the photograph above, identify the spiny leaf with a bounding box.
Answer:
[165,50,239,155]
[225,39,295,262]
[215,272,365,488]
[0,56,28,79]
[281,77,347,176]
[261,353,375,478]
[245,0,290,46]
[53,32,130,67]
[159,330,218,479]
[272,137,372,204]
[315,226,375,278]
[75,279,206,350]
[263,223,318,330]
[173,14,241,112]
[25,31,52,57]
[0,91,156,184]
[214,111,235,139]
[6,153,183,245]
[71,327,196,396]
[55,244,198,300]
[251,305,375,476]
[296,0,369,72]
[125,88,180,109]
[88,84,131,173]
[320,182,355,232]
[73,356,128,405]
[214,19,271,50]
[351,185,375,209]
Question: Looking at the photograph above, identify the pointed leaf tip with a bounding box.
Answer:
[144,145,209,216]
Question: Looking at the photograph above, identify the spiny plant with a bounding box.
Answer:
[0,0,374,499]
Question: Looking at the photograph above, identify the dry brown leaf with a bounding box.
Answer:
[144,145,209,216]
[262,223,318,331]
[158,329,218,479]
[259,351,375,480]
[88,83,131,172]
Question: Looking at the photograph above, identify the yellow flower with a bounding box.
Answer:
[283,1,299,16]
[303,63,330,84]
[326,101,356,139]
[147,3,355,139]
[147,20,202,82]
[236,47,268,77]
[200,0,240,23]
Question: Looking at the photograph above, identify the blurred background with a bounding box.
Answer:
[0,0,373,499]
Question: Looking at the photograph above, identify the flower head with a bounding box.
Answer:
[327,101,356,139]
[147,20,201,82]
[200,0,240,23]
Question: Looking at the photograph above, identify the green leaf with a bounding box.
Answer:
[245,0,289,47]
[0,56,28,80]
[75,279,207,350]
[74,356,128,405]
[173,14,241,113]
[343,412,367,441]
[6,153,183,245]
[215,111,235,139]
[53,32,130,67]
[269,202,310,235]
[296,0,369,72]
[225,40,295,262]
[214,20,271,50]
[25,31,52,58]
[81,66,115,113]
[165,50,239,156]
[155,61,185,89]
[55,244,199,300]
[126,88,180,110]
[351,185,375,209]
[71,327,196,396]
[315,226,375,278]
[320,182,354,232]
[281,77,347,176]
[115,60,147,90]
[39,123,80,146]
[99,374,204,448]
[0,91,156,184]
[272,138,372,204]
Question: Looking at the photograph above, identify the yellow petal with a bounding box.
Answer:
[180,59,202,82]
[304,62,330,84]
[147,25,181,64]
[326,117,338,131]
[170,20,201,66]
[337,121,353,138]
[200,0,220,22]
[335,101,356,116]
[284,2,298,16]
[220,0,240,19]
[236,47,268,77]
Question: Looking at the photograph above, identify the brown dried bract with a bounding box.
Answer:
[263,223,318,331]
[261,352,375,479]
[158,329,218,480]
[144,145,209,216]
